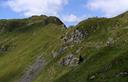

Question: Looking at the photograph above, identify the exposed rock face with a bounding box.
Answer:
[89,75,96,80]
[63,30,87,44]
[116,71,128,77]
[106,37,115,47]
[19,56,46,82]
[60,54,79,66]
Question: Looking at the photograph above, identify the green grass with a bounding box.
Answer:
[0,18,64,82]
[0,12,128,82]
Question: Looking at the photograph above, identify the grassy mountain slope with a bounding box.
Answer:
[0,15,65,82]
[0,12,128,82]
[54,12,128,82]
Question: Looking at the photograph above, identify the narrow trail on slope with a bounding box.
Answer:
[19,56,46,82]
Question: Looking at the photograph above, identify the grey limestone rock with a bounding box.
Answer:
[63,30,87,44]
[60,54,79,66]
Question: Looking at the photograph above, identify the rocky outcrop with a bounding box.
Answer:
[63,29,87,44]
[116,71,128,77]
[89,75,96,80]
[106,37,115,47]
[59,54,81,66]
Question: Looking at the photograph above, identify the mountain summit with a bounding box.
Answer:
[0,15,65,33]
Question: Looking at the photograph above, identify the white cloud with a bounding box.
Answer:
[86,0,128,17]
[62,14,92,26]
[62,14,89,23]
[5,0,68,17]
[62,14,81,23]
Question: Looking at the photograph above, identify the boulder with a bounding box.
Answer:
[89,75,96,80]
[116,71,128,77]
[106,37,114,47]
[60,54,80,66]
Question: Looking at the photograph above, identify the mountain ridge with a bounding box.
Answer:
[0,11,128,82]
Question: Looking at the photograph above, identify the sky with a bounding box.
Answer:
[0,0,128,26]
